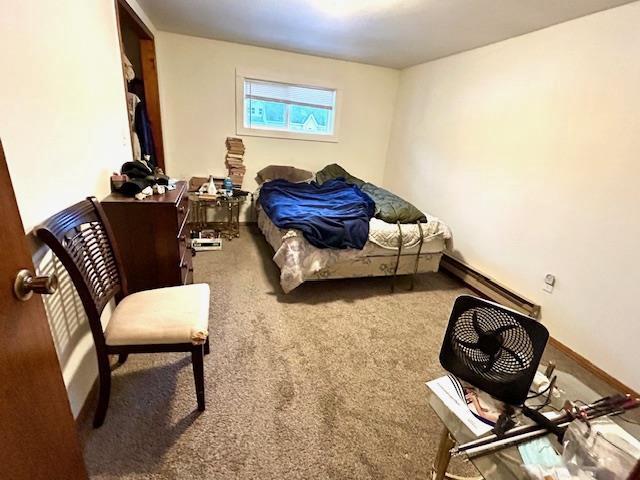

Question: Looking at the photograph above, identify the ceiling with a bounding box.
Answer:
[137,0,635,69]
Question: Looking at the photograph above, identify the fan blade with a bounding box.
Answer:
[493,324,517,336]
[471,311,487,336]
[500,345,525,367]
[455,339,483,351]
[482,354,497,372]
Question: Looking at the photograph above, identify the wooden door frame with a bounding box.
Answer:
[115,0,166,172]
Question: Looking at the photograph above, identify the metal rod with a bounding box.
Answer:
[452,395,639,458]
[451,411,571,454]
[459,420,574,458]
[458,406,633,459]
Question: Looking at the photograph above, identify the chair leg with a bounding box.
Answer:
[93,354,112,428]
[204,336,210,355]
[117,353,129,365]
[192,345,205,411]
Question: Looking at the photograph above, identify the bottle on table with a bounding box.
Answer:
[207,175,217,195]
[223,177,233,197]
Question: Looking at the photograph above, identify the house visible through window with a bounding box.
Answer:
[242,78,337,138]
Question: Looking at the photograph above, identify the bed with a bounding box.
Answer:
[255,164,451,293]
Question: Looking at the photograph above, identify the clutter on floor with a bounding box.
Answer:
[191,230,223,251]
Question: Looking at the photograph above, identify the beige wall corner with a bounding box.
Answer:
[155,33,399,203]
[383,2,640,390]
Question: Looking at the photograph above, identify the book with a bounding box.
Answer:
[426,375,497,436]
[224,137,246,188]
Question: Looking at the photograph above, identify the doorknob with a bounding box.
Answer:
[13,269,59,301]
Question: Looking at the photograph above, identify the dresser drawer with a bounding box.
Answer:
[178,230,190,259]
[102,181,190,293]
[180,252,193,285]
[177,193,189,232]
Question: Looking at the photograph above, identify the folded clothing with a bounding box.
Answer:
[259,178,375,249]
[315,163,426,224]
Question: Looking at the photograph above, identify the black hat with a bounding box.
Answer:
[118,177,154,195]
[121,160,153,179]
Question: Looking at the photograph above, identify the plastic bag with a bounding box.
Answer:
[562,418,639,479]
[522,418,639,479]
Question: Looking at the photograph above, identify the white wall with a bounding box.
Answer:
[384,2,640,390]
[156,33,399,196]
[0,0,150,416]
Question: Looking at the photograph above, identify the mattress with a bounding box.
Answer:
[257,207,450,293]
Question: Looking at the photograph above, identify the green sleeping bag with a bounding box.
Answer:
[315,164,427,224]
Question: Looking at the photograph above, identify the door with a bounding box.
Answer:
[140,38,165,171]
[0,140,87,479]
[115,0,166,172]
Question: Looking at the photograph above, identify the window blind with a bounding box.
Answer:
[244,79,335,110]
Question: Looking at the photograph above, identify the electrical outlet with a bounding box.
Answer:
[543,274,555,294]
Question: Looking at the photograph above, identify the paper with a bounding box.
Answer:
[426,376,494,436]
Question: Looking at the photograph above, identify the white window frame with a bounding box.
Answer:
[235,70,341,143]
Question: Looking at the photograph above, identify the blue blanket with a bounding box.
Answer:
[259,178,375,249]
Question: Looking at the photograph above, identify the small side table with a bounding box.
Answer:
[425,371,640,480]
[188,192,251,240]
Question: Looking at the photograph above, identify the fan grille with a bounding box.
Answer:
[451,306,534,382]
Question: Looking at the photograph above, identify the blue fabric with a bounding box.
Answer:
[259,179,375,249]
[134,101,156,169]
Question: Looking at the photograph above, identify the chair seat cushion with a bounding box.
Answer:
[105,283,210,346]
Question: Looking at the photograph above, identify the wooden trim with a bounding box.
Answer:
[440,253,541,319]
[114,1,137,164]
[116,0,153,40]
[140,39,165,171]
[548,336,639,397]
[114,0,166,172]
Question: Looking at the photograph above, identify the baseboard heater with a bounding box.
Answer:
[440,253,541,319]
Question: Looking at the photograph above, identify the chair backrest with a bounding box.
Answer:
[35,197,128,348]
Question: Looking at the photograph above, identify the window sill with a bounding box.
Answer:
[235,126,339,143]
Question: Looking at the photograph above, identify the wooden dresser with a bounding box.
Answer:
[101,181,192,294]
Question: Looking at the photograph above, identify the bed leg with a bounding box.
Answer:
[390,221,403,293]
[409,221,424,292]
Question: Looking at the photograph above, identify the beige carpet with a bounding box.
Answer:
[80,226,620,479]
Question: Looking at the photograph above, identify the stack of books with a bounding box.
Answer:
[225,137,246,188]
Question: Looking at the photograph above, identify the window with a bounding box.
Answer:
[236,75,339,142]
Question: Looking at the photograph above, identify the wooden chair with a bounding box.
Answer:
[36,197,210,428]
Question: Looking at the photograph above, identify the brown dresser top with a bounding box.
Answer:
[102,180,187,205]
